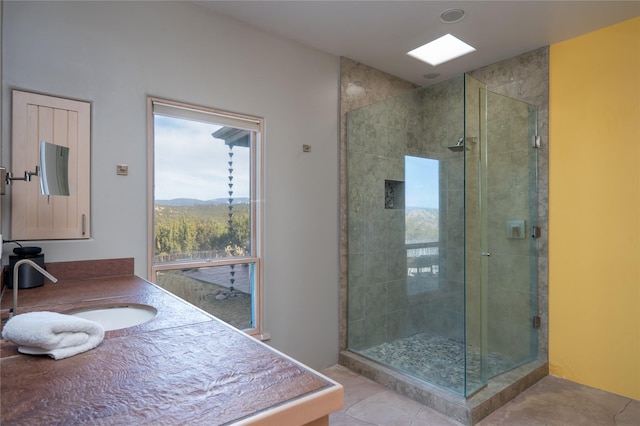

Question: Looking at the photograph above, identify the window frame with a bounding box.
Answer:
[147,97,265,337]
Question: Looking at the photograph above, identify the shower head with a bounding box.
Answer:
[448,136,478,152]
[448,137,466,152]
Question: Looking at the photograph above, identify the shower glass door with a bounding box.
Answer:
[476,90,539,386]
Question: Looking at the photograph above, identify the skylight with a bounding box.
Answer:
[407,34,476,66]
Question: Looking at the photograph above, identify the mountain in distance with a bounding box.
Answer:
[405,207,439,243]
[156,197,250,206]
[405,206,438,211]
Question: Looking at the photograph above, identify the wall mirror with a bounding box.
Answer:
[40,140,70,196]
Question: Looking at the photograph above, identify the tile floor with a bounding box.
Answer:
[321,365,640,426]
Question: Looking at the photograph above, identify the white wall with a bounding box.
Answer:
[2,1,340,369]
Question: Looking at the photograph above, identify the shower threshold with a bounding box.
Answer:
[339,350,547,425]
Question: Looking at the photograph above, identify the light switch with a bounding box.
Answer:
[506,220,526,239]
[117,164,128,176]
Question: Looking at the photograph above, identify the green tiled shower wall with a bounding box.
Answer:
[347,76,468,349]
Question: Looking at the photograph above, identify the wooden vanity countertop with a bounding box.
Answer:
[0,275,342,425]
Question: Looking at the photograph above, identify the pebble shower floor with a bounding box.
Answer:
[360,333,515,395]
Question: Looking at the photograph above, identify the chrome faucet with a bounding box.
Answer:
[10,259,58,319]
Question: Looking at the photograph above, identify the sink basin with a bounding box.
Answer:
[69,304,157,331]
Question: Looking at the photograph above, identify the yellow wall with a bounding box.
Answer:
[549,16,640,400]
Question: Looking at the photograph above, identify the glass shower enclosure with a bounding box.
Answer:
[346,74,539,397]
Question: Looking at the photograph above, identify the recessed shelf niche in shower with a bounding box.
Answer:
[384,179,404,209]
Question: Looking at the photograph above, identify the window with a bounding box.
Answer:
[405,156,439,294]
[148,98,264,337]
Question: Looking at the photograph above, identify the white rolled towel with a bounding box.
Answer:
[2,311,105,360]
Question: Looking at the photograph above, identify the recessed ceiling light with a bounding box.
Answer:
[440,8,466,24]
[407,34,476,66]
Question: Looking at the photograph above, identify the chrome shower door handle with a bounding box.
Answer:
[481,252,492,257]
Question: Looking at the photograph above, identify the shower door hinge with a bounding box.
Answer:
[533,135,541,148]
[531,226,541,238]
[533,316,541,329]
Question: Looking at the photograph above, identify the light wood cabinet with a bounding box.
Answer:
[11,90,90,240]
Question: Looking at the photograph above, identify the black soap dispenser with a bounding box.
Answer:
[7,246,46,289]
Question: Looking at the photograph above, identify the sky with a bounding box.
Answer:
[154,115,250,201]
[154,115,436,207]
[405,156,439,209]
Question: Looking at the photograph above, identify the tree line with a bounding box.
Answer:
[154,203,250,257]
